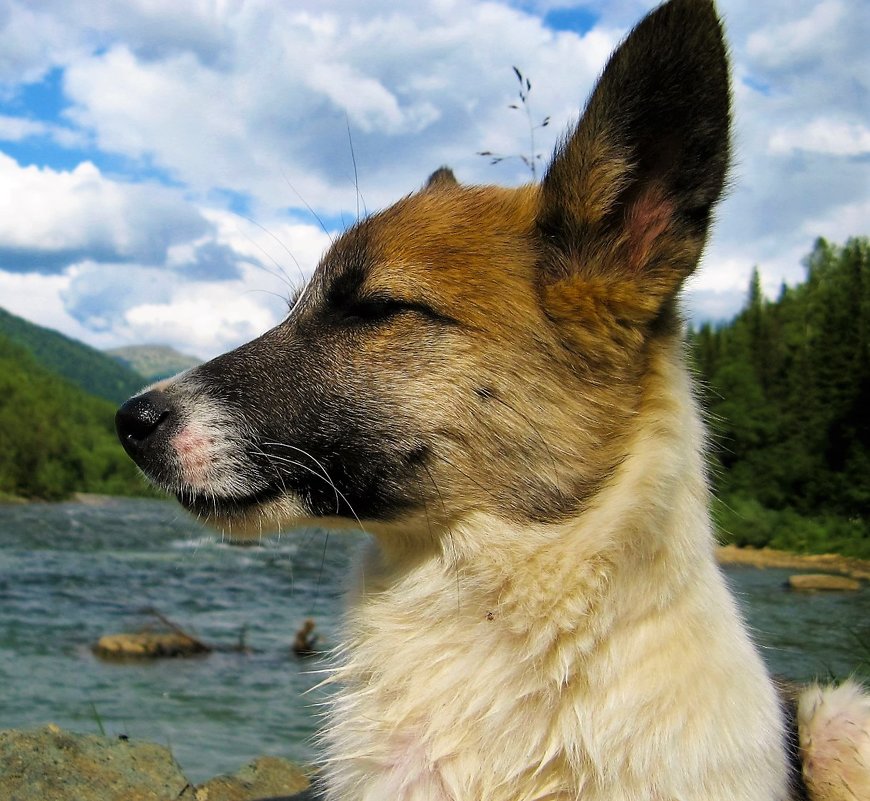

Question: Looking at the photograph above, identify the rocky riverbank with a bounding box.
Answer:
[0,725,318,801]
[716,545,870,580]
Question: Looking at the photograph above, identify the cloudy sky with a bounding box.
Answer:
[0,0,867,360]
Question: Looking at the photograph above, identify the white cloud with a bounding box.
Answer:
[691,253,755,296]
[306,62,441,135]
[202,209,333,290]
[0,270,76,333]
[801,198,870,243]
[769,119,870,157]
[0,3,84,84]
[60,261,174,333]
[0,0,230,86]
[103,257,316,360]
[0,114,48,140]
[0,154,209,271]
[0,252,314,361]
[0,150,335,357]
[56,1,619,213]
[122,290,278,359]
[54,214,331,359]
[0,114,85,148]
[745,0,844,70]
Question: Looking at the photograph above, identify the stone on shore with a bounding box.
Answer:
[716,545,870,580]
[788,573,861,591]
[194,755,311,800]
[0,725,315,801]
[0,724,191,801]
[94,632,210,659]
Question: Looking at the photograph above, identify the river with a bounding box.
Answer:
[1,497,867,782]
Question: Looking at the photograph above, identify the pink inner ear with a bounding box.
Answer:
[624,183,674,272]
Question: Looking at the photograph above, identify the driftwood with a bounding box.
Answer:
[92,608,212,660]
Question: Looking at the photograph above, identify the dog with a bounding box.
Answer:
[116,0,870,798]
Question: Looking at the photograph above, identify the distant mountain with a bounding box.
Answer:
[106,345,201,382]
[0,307,146,404]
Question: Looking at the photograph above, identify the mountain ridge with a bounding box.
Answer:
[106,345,201,382]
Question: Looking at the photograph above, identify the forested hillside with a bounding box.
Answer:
[691,237,869,558]
[0,307,145,404]
[0,335,152,500]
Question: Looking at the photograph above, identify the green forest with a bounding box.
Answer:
[0,237,867,557]
[691,236,869,558]
[0,332,151,501]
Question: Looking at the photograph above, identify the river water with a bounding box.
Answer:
[1,497,868,782]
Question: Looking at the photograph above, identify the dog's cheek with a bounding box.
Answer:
[335,355,449,521]
[303,333,465,521]
[304,433,431,521]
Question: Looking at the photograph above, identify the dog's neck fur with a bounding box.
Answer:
[321,337,789,801]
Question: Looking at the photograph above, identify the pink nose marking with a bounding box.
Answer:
[172,424,215,486]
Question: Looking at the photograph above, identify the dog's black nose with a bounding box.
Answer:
[115,390,173,458]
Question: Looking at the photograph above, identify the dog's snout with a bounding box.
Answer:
[115,390,173,457]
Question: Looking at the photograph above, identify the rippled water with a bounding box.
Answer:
[1,498,867,782]
[0,497,358,781]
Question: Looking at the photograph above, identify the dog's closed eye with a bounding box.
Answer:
[340,295,460,328]
[342,295,416,324]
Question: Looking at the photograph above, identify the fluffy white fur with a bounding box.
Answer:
[319,342,790,800]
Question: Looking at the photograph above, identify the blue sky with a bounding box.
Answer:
[0,0,867,359]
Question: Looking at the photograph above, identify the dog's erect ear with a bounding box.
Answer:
[424,166,459,190]
[538,0,730,325]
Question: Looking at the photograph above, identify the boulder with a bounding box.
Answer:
[0,724,191,801]
[193,755,312,800]
[788,573,861,591]
[0,725,317,801]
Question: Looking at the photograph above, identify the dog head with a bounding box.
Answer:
[116,0,730,541]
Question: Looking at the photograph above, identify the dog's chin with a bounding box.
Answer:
[175,488,312,539]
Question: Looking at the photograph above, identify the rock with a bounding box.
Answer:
[0,725,315,801]
[788,573,862,591]
[193,755,311,800]
[93,631,211,659]
[0,724,192,801]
